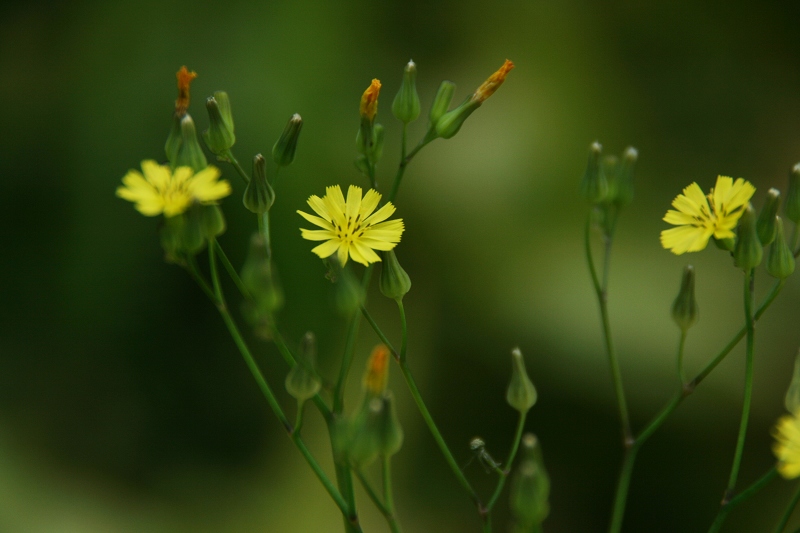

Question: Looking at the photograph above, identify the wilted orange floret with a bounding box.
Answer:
[175,66,198,116]
[473,59,514,103]
[360,78,381,121]
[364,344,390,395]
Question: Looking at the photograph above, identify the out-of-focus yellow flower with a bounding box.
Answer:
[364,345,390,396]
[472,59,514,103]
[360,79,381,121]
[298,185,403,266]
[660,176,755,255]
[773,410,800,479]
[175,66,197,116]
[116,160,231,217]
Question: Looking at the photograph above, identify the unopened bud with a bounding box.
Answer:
[506,347,537,413]
[428,81,456,127]
[671,265,698,332]
[372,123,385,163]
[379,250,411,301]
[757,188,782,245]
[510,433,550,529]
[347,393,404,467]
[240,234,283,315]
[785,350,800,413]
[786,164,800,224]
[733,204,763,271]
[363,345,390,397]
[435,98,480,139]
[285,333,321,402]
[203,92,236,156]
[165,114,182,167]
[392,60,421,124]
[613,147,637,208]
[580,142,608,204]
[175,114,208,172]
[273,113,303,167]
[199,204,225,239]
[766,217,795,279]
[243,154,275,214]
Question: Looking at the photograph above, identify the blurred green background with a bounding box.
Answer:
[3,0,800,531]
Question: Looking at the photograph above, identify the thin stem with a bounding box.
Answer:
[354,468,402,533]
[608,446,639,533]
[224,151,251,184]
[213,240,251,299]
[775,480,800,533]
[397,300,408,364]
[184,256,216,302]
[388,134,433,203]
[725,269,756,498]
[677,329,688,385]
[383,456,402,533]
[486,411,528,511]
[585,212,632,444]
[295,400,305,434]
[708,467,778,533]
[260,211,272,260]
[205,241,352,521]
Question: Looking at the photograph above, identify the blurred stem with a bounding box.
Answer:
[184,255,215,301]
[388,133,433,203]
[396,299,408,363]
[708,467,777,533]
[203,240,353,523]
[212,239,250,299]
[791,222,799,257]
[359,303,483,511]
[383,456,402,533]
[295,400,305,433]
[584,212,632,445]
[354,467,402,533]
[677,329,688,385]
[607,277,784,532]
[486,411,528,512]
[724,269,756,498]
[223,150,250,184]
[774,480,800,533]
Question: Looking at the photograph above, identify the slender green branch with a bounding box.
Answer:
[388,134,433,203]
[775,480,800,533]
[585,212,632,444]
[608,446,639,533]
[295,400,305,434]
[397,300,408,364]
[223,150,251,184]
[486,411,528,511]
[204,241,352,521]
[213,239,251,299]
[725,269,756,498]
[708,467,778,533]
[184,255,216,302]
[677,329,688,385]
[383,456,402,533]
[354,468,402,533]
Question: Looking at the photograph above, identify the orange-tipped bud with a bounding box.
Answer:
[364,344,390,395]
[175,66,198,116]
[360,79,381,121]
[472,59,514,103]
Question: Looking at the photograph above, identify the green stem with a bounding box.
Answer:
[383,456,402,533]
[212,239,251,299]
[677,329,688,385]
[585,212,632,444]
[295,400,305,434]
[725,269,756,498]
[708,467,778,533]
[775,480,800,533]
[184,255,216,302]
[486,411,528,511]
[387,135,433,203]
[607,278,784,533]
[224,151,251,184]
[354,468,402,533]
[205,241,352,521]
[259,211,272,260]
[397,300,408,363]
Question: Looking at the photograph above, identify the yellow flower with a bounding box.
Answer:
[473,59,515,103]
[773,410,800,479]
[298,185,404,266]
[116,160,231,217]
[660,175,755,255]
[360,79,381,121]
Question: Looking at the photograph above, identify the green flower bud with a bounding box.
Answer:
[580,142,608,204]
[786,164,800,224]
[428,81,456,127]
[510,434,550,529]
[285,333,321,402]
[243,154,275,214]
[240,234,283,316]
[613,147,637,208]
[506,347,537,413]
[766,217,795,279]
[371,123,385,163]
[334,262,365,317]
[671,265,698,332]
[733,204,763,271]
[785,350,800,413]
[347,393,404,467]
[713,236,735,252]
[354,154,370,177]
[175,114,208,172]
[435,98,480,139]
[199,204,225,239]
[202,92,236,156]
[757,188,782,245]
[272,113,303,167]
[165,113,182,167]
[392,60,421,124]
[160,212,204,261]
[379,250,411,301]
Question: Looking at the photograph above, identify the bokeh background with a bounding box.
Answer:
[3,0,800,531]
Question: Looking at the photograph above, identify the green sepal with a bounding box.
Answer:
[733,204,763,271]
[506,347,537,413]
[766,217,795,279]
[272,113,303,167]
[243,154,275,214]
[175,114,208,172]
[391,60,421,124]
[671,265,698,332]
[203,92,236,156]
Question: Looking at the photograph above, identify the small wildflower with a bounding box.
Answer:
[116,160,231,217]
[360,79,381,121]
[472,59,515,104]
[298,185,404,266]
[660,176,756,255]
[175,66,197,116]
[773,409,800,479]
